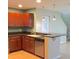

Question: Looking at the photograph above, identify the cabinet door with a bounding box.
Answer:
[22,36,30,51]
[28,37,35,53]
[22,13,28,26]
[15,13,23,26]
[22,13,34,27]
[8,13,23,27]
[9,36,21,52]
[22,36,35,53]
[9,37,18,52]
[17,37,21,50]
[8,13,16,26]
[23,36,35,53]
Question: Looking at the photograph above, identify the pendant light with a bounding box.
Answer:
[52,0,56,21]
[53,16,56,21]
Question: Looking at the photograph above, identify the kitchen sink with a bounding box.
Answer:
[27,34,43,38]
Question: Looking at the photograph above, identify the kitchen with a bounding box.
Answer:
[8,0,70,59]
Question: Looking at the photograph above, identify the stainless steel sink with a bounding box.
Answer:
[27,34,43,38]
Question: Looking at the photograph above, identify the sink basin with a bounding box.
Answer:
[27,34,42,38]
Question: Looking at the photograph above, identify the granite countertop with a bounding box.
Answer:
[44,33,66,38]
[27,33,66,39]
[8,32,44,39]
[26,35,44,39]
[8,32,66,39]
[8,32,31,35]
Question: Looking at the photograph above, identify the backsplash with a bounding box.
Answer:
[8,28,22,32]
[8,27,33,33]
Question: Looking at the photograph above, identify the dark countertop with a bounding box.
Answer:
[8,32,31,35]
[8,32,44,40]
[8,32,66,39]
[44,33,66,38]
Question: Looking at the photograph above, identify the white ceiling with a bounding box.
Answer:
[8,0,70,14]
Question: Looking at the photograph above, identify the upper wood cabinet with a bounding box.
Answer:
[22,13,34,27]
[8,13,16,26]
[8,13,23,27]
[15,13,23,26]
[8,12,34,27]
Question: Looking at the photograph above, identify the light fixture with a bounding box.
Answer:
[42,17,46,21]
[53,16,56,21]
[52,0,56,21]
[36,0,41,3]
[18,4,22,8]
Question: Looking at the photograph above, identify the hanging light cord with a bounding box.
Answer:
[52,0,56,21]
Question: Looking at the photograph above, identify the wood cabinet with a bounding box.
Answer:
[8,13,34,27]
[22,13,34,27]
[15,13,23,27]
[9,36,21,52]
[8,13,23,27]
[9,35,35,53]
[22,36,35,54]
[8,35,44,58]
[8,13,16,26]
[17,37,22,50]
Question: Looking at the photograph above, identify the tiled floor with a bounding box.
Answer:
[60,42,70,59]
[8,51,41,59]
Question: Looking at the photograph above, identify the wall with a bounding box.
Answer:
[26,8,67,44]
[61,14,70,41]
[48,11,67,44]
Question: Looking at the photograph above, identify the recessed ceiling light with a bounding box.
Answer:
[36,0,41,3]
[18,4,22,8]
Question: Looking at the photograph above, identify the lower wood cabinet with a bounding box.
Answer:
[22,36,35,54]
[9,35,35,54]
[8,35,44,58]
[17,38,22,50]
[9,36,21,52]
